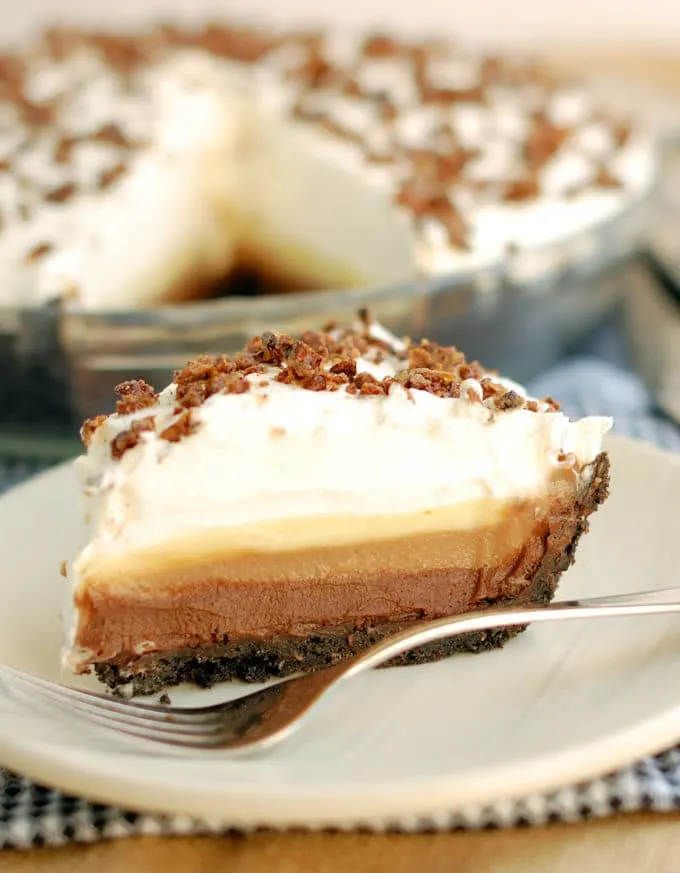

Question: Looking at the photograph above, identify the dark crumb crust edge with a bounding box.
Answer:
[95,452,610,696]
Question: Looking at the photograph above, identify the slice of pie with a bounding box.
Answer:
[64,313,611,694]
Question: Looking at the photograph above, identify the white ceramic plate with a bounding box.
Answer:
[0,434,680,828]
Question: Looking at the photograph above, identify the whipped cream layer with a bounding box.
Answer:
[0,27,657,310]
[75,352,611,564]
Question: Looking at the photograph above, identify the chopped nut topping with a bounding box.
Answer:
[192,24,278,63]
[81,414,108,447]
[503,176,540,202]
[114,379,158,415]
[20,100,54,126]
[43,27,81,61]
[45,182,76,204]
[284,340,323,378]
[174,354,251,409]
[98,163,127,190]
[362,34,400,58]
[613,122,632,148]
[82,311,559,461]
[421,83,484,105]
[110,416,155,460]
[160,410,198,443]
[25,242,53,262]
[300,330,337,355]
[397,368,461,398]
[87,33,147,75]
[54,137,77,164]
[288,48,336,88]
[398,186,469,248]
[356,372,389,395]
[494,390,525,410]
[407,148,478,185]
[407,339,467,372]
[329,358,357,378]
[300,372,328,391]
[90,123,129,146]
[523,113,571,170]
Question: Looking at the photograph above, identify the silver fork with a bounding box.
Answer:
[3,587,680,755]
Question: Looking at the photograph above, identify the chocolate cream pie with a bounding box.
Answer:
[64,313,611,694]
[0,24,655,309]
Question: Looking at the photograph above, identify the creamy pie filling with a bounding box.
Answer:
[69,472,591,666]
[64,316,611,678]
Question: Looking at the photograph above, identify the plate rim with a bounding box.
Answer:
[2,704,680,827]
[1,432,679,827]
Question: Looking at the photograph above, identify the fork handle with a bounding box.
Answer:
[339,587,680,680]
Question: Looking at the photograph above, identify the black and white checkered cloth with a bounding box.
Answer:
[2,324,680,850]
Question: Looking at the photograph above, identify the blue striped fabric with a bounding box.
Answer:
[529,357,680,452]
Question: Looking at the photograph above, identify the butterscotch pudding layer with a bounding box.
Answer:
[65,314,612,693]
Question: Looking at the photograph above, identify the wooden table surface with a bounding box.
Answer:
[2,48,680,871]
[0,815,679,872]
